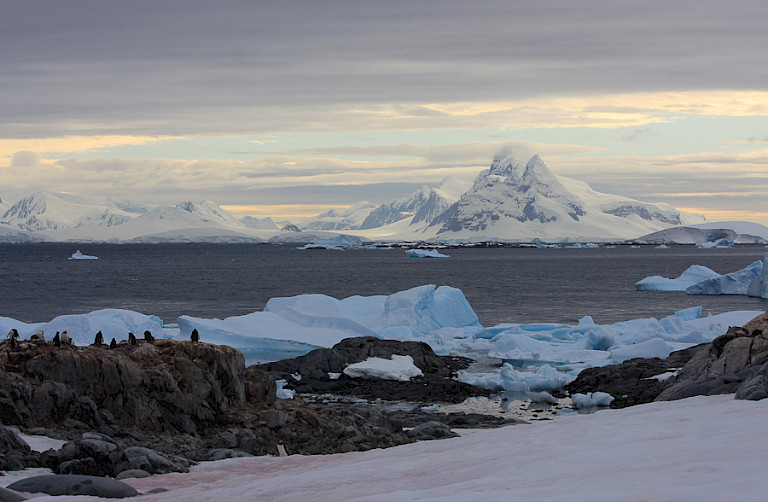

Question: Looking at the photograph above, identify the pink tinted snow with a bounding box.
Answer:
[113,395,768,502]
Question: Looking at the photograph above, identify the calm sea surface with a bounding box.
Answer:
[1,243,766,326]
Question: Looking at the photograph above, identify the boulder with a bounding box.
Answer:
[406,421,458,441]
[7,474,138,498]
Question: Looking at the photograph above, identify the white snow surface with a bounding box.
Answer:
[343,355,424,381]
[635,264,721,291]
[53,395,765,501]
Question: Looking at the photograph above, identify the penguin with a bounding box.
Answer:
[128,332,137,345]
[53,332,61,347]
[94,331,104,345]
[190,329,199,343]
[30,330,46,343]
[7,329,19,348]
[143,330,155,342]
[109,338,117,349]
[60,331,72,346]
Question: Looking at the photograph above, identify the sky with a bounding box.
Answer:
[2,0,768,224]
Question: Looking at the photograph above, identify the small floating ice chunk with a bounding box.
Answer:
[327,372,341,380]
[405,249,450,258]
[571,392,614,408]
[343,354,424,381]
[68,250,98,260]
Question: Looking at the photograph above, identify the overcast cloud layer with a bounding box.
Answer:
[1,1,767,223]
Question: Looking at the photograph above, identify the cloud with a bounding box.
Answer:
[2,1,767,137]
[10,151,42,169]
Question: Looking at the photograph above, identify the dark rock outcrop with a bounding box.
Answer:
[257,336,490,403]
[657,314,768,401]
[564,345,702,408]
[0,337,416,470]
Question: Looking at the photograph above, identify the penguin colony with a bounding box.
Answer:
[5,328,202,347]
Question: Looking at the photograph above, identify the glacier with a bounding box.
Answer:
[1,285,762,397]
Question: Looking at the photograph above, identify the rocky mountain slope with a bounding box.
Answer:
[431,152,705,241]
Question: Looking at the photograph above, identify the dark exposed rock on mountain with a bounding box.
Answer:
[257,336,491,403]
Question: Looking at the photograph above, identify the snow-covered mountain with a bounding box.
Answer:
[0,152,725,243]
[242,216,278,230]
[428,152,705,241]
[359,185,455,230]
[1,191,137,232]
[301,202,377,231]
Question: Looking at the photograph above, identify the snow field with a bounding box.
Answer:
[107,395,768,502]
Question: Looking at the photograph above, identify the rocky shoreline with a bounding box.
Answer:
[3,313,768,498]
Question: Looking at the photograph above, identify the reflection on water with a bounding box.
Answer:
[438,391,574,421]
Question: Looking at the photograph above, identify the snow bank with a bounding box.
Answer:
[343,355,424,381]
[117,395,768,502]
[635,265,720,291]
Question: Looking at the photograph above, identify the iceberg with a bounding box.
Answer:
[343,355,424,381]
[0,284,761,391]
[0,309,164,346]
[405,249,450,258]
[635,265,721,291]
[68,250,98,260]
[686,260,762,296]
[298,234,362,250]
[175,285,482,363]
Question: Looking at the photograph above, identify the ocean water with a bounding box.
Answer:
[0,243,766,327]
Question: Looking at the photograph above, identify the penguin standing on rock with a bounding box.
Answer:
[60,331,72,346]
[109,338,117,349]
[93,331,104,345]
[190,329,199,343]
[143,330,155,342]
[128,332,137,345]
[30,330,46,344]
[53,332,61,347]
[8,329,19,348]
